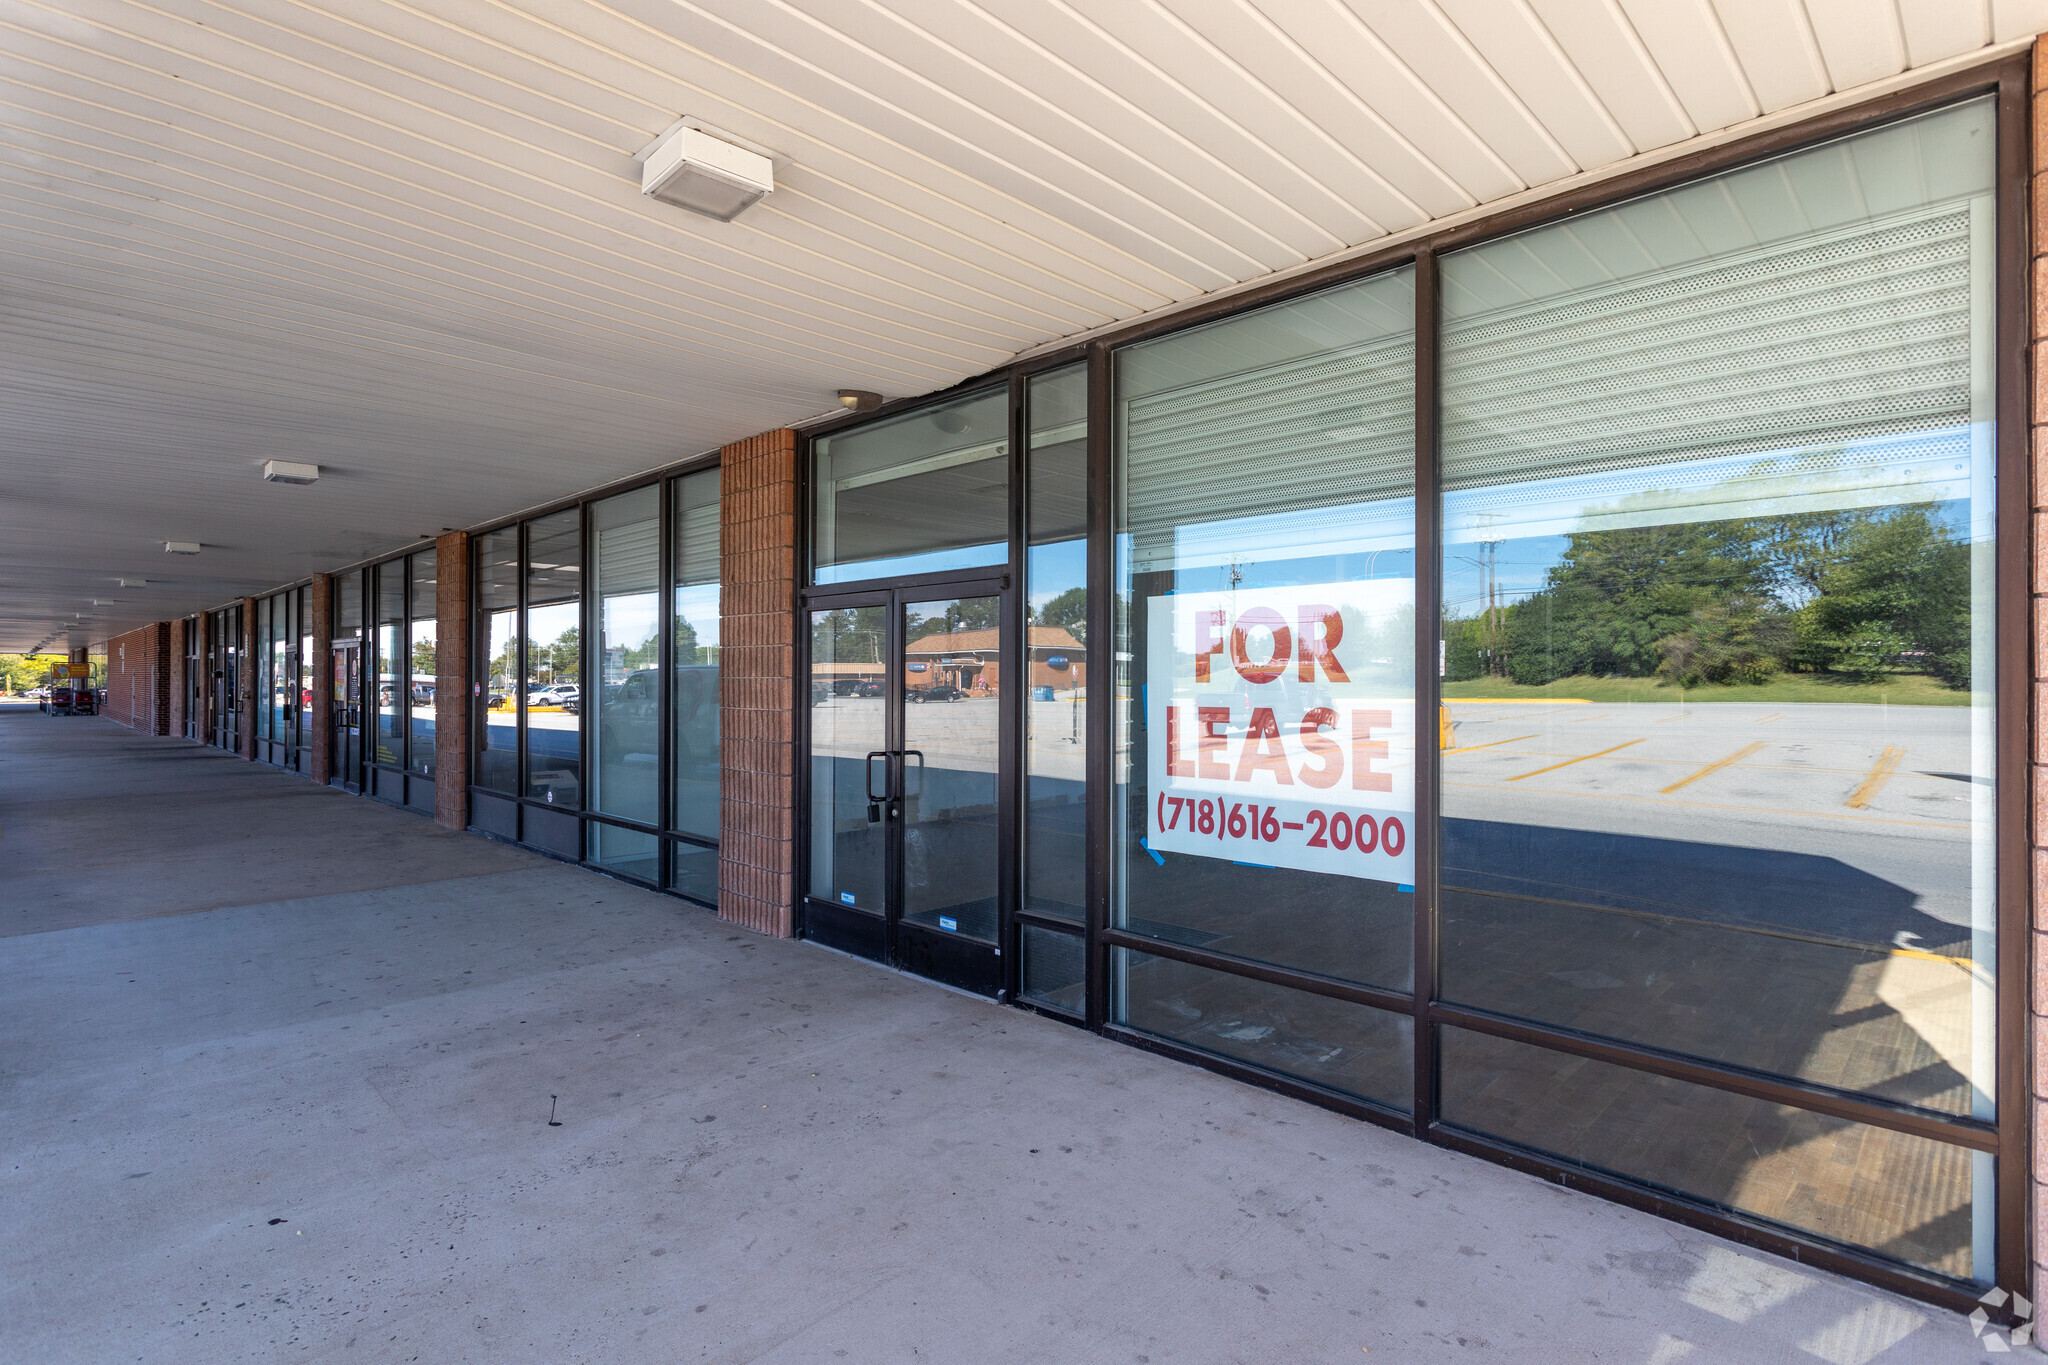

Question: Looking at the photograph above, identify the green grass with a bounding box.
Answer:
[1440,671,1972,706]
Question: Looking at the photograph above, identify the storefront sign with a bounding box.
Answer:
[1145,583,1414,885]
[1046,655,1069,670]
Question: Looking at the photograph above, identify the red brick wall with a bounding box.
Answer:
[104,623,170,735]
[434,531,470,829]
[719,429,798,937]
[168,618,190,739]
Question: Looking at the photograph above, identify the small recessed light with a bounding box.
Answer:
[263,460,320,485]
[165,542,201,555]
[838,390,883,413]
[91,599,113,606]
[118,578,147,588]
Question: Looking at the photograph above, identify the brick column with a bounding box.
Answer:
[148,622,169,735]
[719,429,798,937]
[168,618,188,739]
[239,597,257,759]
[434,531,470,830]
[309,576,333,784]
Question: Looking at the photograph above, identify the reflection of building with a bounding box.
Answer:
[903,626,1086,695]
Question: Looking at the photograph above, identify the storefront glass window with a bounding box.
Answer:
[296,585,312,757]
[1437,99,1997,1280]
[591,487,660,868]
[374,560,405,768]
[475,528,520,793]
[523,510,581,806]
[671,468,722,903]
[255,595,273,742]
[1112,266,1417,1101]
[812,388,1009,584]
[1024,365,1088,925]
[408,550,436,779]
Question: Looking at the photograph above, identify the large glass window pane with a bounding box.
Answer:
[901,596,1002,942]
[591,487,659,824]
[812,388,1008,584]
[409,550,437,779]
[1025,365,1088,924]
[669,838,720,906]
[296,586,312,754]
[671,469,721,843]
[336,569,362,640]
[808,606,887,911]
[1440,1027,1987,1282]
[475,528,520,794]
[523,511,581,807]
[271,592,289,747]
[374,561,405,768]
[255,595,272,741]
[1114,267,1418,993]
[1115,948,1412,1110]
[1438,99,1998,1121]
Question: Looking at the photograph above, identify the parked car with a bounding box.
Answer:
[23,686,49,700]
[527,684,579,709]
[908,684,965,703]
[853,680,885,698]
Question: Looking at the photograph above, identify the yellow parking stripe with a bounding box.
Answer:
[1659,741,1765,795]
[1506,738,1642,782]
[1845,745,1905,809]
[1443,733,1538,756]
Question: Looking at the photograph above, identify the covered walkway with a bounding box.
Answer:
[0,708,1991,1362]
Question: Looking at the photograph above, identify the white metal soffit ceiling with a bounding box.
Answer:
[1,1,2042,651]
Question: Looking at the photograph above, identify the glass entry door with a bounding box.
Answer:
[804,582,1009,997]
[330,641,362,794]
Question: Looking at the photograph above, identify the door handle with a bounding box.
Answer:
[901,748,925,799]
[865,751,889,802]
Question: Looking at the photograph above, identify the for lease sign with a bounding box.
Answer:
[1145,582,1414,886]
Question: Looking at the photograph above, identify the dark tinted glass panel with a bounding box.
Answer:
[255,595,272,741]
[1115,949,1411,1111]
[1114,267,1417,992]
[336,569,363,638]
[1020,923,1084,1016]
[296,586,311,753]
[476,529,520,794]
[1025,365,1087,924]
[589,821,657,882]
[1438,99,1997,1120]
[591,487,659,824]
[1439,1027,1987,1282]
[812,388,1008,584]
[669,837,720,906]
[524,511,581,806]
[671,469,721,841]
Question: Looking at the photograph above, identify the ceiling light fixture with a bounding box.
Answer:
[263,459,320,485]
[640,122,774,221]
[118,578,147,588]
[165,542,201,555]
[837,390,883,413]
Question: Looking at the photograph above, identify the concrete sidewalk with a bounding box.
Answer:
[0,710,2001,1362]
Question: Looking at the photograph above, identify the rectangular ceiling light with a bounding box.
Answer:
[263,459,320,484]
[641,126,773,221]
[164,541,201,555]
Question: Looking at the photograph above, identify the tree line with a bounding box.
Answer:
[1444,504,1972,689]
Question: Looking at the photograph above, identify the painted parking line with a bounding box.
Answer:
[1443,733,1539,756]
[1658,740,1767,795]
[1846,745,1906,809]
[1755,712,1785,725]
[1505,738,1642,783]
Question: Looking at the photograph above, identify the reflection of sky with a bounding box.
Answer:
[1027,538,1085,612]
[815,541,1007,585]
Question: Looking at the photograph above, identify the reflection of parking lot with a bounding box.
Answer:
[1440,699,1985,1279]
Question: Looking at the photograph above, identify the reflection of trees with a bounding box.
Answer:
[1444,505,1971,689]
[1034,586,1088,644]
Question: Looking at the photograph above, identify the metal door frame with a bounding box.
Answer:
[798,573,1014,997]
[329,638,363,794]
